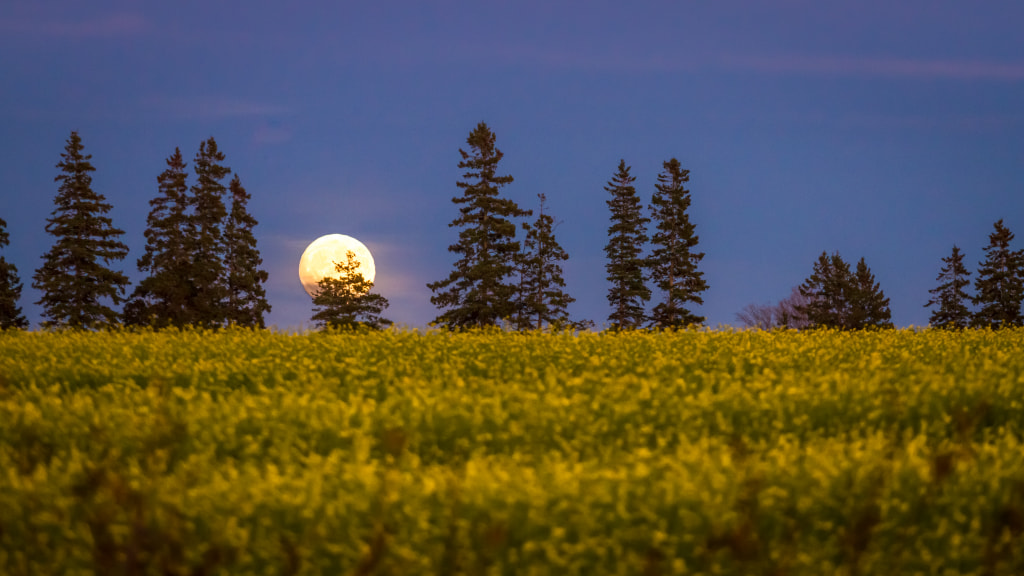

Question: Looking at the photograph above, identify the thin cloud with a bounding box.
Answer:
[144,96,291,120]
[252,123,293,145]
[0,12,148,39]
[493,42,1024,82]
[723,53,1024,81]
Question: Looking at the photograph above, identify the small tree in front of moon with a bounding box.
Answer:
[311,251,391,330]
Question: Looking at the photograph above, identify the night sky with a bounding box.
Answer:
[3,2,1023,330]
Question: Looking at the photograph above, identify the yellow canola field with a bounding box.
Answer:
[1,328,1023,575]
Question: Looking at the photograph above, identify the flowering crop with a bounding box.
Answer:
[1,328,1023,574]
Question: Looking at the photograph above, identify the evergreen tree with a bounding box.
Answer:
[647,158,707,327]
[124,148,194,327]
[798,251,852,329]
[972,219,1024,328]
[223,175,271,327]
[514,193,575,330]
[188,137,231,327]
[847,257,892,329]
[33,131,130,329]
[604,160,650,330]
[0,216,28,329]
[924,245,972,329]
[798,252,891,329]
[427,123,530,329]
[312,251,391,329]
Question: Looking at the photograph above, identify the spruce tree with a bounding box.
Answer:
[647,158,707,327]
[428,123,529,329]
[188,137,231,327]
[972,219,1024,328]
[514,193,575,330]
[0,216,28,329]
[124,148,194,327]
[798,252,891,329]
[223,175,271,327]
[847,257,892,329]
[312,251,391,329]
[604,160,650,330]
[924,245,972,329]
[797,251,852,329]
[33,131,130,329]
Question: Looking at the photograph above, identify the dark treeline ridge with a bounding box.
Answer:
[1,127,1021,331]
[4,132,271,330]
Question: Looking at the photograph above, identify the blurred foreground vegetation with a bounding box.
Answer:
[2,328,1023,575]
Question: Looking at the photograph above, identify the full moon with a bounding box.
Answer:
[298,234,376,298]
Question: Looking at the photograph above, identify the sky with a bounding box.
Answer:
[2,1,1023,330]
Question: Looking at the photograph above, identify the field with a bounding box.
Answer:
[2,328,1023,575]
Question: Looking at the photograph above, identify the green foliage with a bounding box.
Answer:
[798,252,891,329]
[0,216,28,329]
[3,329,1024,574]
[647,158,707,327]
[223,175,271,327]
[311,251,391,330]
[127,141,268,329]
[428,123,530,329]
[925,245,972,329]
[32,131,130,329]
[188,137,232,327]
[124,148,194,328]
[604,160,650,330]
[849,257,893,329]
[514,194,576,330]
[972,219,1024,328]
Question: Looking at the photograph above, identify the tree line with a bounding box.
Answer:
[737,220,1024,330]
[424,123,708,331]
[0,132,271,330]
[2,126,1022,331]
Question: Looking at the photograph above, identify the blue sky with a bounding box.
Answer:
[2,1,1023,329]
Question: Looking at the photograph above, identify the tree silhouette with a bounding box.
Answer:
[124,148,194,327]
[972,219,1024,328]
[428,123,529,329]
[188,137,231,327]
[514,193,575,330]
[736,287,812,330]
[798,252,890,329]
[223,175,271,327]
[604,160,649,330]
[647,158,706,327]
[33,131,129,329]
[924,245,972,329]
[0,216,28,329]
[848,257,892,329]
[798,252,851,329]
[311,251,391,330]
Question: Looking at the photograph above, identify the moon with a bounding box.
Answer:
[298,234,376,298]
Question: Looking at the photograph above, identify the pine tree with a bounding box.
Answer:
[847,257,892,329]
[0,216,28,329]
[514,194,575,330]
[604,160,650,330]
[33,131,130,329]
[188,137,231,327]
[647,158,707,327]
[798,252,891,330]
[124,148,194,327]
[428,123,530,329]
[797,251,852,329]
[223,175,271,327]
[311,251,391,329]
[924,245,972,329]
[972,219,1024,328]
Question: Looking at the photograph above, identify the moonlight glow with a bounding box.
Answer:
[298,234,376,298]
